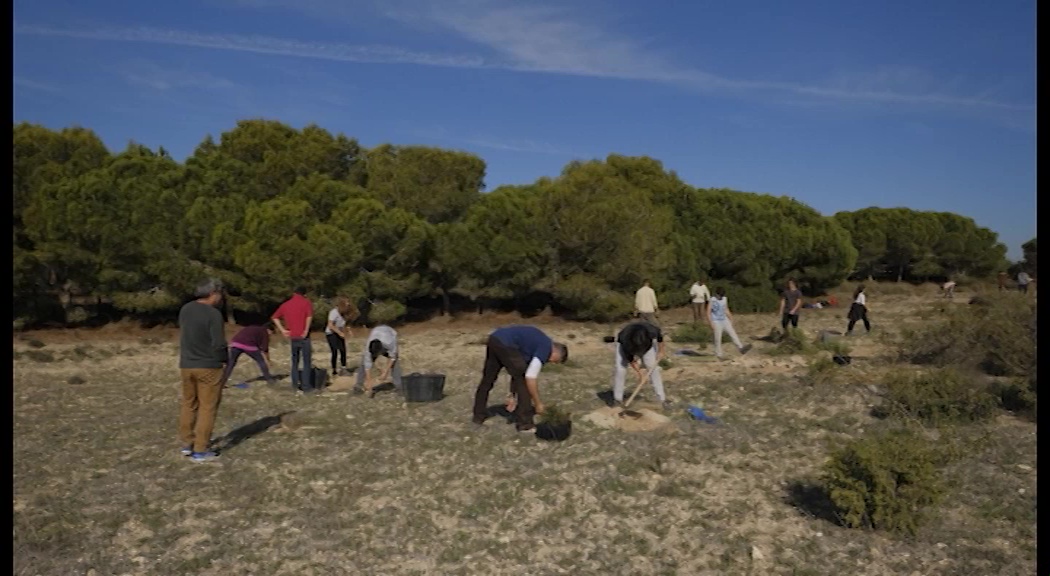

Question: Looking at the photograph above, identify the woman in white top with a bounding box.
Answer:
[846,285,871,335]
[708,286,753,359]
[325,296,356,376]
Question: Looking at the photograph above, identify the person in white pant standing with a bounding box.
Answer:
[611,321,672,410]
[709,286,753,360]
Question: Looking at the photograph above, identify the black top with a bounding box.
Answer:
[616,321,663,361]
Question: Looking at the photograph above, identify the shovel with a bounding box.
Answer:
[619,368,655,419]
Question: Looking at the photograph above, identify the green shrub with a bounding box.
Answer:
[551,275,634,322]
[822,429,944,536]
[899,294,1035,378]
[805,355,839,386]
[366,301,407,325]
[988,377,1036,419]
[110,290,182,314]
[815,334,852,356]
[670,322,732,348]
[718,284,781,313]
[874,368,998,426]
[538,404,572,426]
[769,327,812,355]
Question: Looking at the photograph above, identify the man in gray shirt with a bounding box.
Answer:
[354,325,402,397]
[177,278,228,463]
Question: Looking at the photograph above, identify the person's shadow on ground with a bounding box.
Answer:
[210,411,295,454]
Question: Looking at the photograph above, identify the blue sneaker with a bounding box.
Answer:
[190,451,219,463]
[180,446,193,456]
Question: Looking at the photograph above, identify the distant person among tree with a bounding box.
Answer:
[325,296,356,377]
[941,280,956,299]
[634,279,659,326]
[709,286,753,360]
[220,323,277,386]
[472,325,568,432]
[177,278,228,463]
[271,287,314,392]
[845,285,871,335]
[998,271,1009,292]
[1017,271,1031,294]
[354,324,401,397]
[778,279,803,331]
[611,321,671,410]
[689,277,712,323]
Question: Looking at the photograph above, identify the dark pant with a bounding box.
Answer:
[326,332,347,374]
[781,313,799,330]
[1020,284,1029,294]
[473,335,535,430]
[290,338,313,391]
[220,347,275,385]
[847,304,871,333]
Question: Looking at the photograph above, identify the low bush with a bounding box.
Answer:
[815,333,852,356]
[769,327,812,355]
[671,322,731,348]
[804,355,839,386]
[538,404,572,426]
[874,368,999,426]
[899,293,1035,378]
[822,428,944,536]
[366,301,407,325]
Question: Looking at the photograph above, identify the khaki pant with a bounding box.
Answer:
[179,368,225,453]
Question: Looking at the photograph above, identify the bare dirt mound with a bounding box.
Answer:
[581,406,673,432]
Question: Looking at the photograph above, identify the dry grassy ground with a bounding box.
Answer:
[13,282,1036,576]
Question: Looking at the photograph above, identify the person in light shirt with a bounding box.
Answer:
[634,279,659,326]
[846,285,871,335]
[688,277,711,323]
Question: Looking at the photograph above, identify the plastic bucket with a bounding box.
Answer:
[402,373,446,402]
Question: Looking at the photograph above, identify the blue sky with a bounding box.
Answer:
[13,0,1036,259]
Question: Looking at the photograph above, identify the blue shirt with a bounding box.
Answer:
[491,325,553,366]
[710,297,728,322]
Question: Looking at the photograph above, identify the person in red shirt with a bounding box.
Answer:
[271,287,315,392]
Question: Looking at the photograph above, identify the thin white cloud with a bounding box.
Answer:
[15,23,491,69]
[120,60,238,91]
[13,76,60,92]
[15,18,1033,111]
[406,125,573,155]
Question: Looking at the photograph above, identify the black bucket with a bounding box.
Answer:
[402,373,446,402]
[535,421,572,442]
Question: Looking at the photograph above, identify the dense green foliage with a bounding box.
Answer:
[12,120,1012,325]
[833,207,1009,281]
[874,369,999,426]
[822,429,944,536]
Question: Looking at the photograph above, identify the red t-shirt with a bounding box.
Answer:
[272,293,313,339]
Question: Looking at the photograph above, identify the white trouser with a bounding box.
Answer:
[712,319,743,358]
[612,344,665,402]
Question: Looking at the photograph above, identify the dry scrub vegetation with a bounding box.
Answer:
[13,282,1036,576]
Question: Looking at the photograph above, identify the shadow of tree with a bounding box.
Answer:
[211,411,295,454]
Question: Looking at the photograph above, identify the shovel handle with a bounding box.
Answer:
[623,367,654,409]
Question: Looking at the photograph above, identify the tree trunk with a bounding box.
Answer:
[897,264,904,283]
[440,288,451,317]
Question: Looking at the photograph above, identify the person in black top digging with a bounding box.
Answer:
[611,321,671,410]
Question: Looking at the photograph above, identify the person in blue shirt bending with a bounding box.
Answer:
[472,325,568,433]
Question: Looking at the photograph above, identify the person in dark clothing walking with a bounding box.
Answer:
[845,285,871,335]
[778,279,803,331]
[219,323,277,386]
[472,325,568,432]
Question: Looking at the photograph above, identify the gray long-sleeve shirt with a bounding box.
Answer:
[178,301,228,369]
[361,325,398,371]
